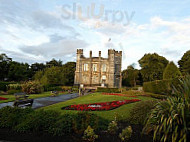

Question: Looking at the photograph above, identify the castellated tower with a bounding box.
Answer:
[74,49,122,88]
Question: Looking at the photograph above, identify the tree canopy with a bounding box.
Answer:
[178,50,190,75]
[138,53,169,82]
[163,61,181,79]
[122,65,142,87]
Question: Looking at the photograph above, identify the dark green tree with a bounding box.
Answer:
[138,53,169,82]
[8,61,30,81]
[122,65,140,87]
[163,61,181,79]
[62,62,76,86]
[29,63,46,78]
[35,62,76,86]
[46,59,62,67]
[178,50,190,75]
[0,53,12,81]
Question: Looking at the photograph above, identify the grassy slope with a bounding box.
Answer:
[41,92,156,121]
[0,92,67,103]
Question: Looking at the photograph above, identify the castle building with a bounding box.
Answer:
[74,49,122,88]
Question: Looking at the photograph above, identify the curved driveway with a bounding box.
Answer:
[0,93,79,109]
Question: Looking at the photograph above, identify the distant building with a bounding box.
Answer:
[74,49,122,88]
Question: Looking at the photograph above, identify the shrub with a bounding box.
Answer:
[128,100,159,125]
[143,78,181,95]
[143,79,172,95]
[83,125,98,142]
[144,92,167,99]
[96,87,120,93]
[7,83,22,90]
[107,120,118,134]
[0,106,33,128]
[163,61,181,79]
[143,76,190,142]
[48,113,74,136]
[15,110,60,133]
[7,89,21,94]
[72,112,100,134]
[119,126,132,142]
[62,86,72,91]
[0,82,15,91]
[22,81,43,94]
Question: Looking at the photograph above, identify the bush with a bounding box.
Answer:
[22,81,43,94]
[119,126,132,142]
[0,82,15,91]
[143,78,181,95]
[0,107,109,136]
[15,110,60,133]
[72,112,107,134]
[0,106,33,128]
[143,76,190,142]
[83,126,98,142]
[48,113,74,136]
[7,83,22,90]
[62,86,72,91]
[128,100,159,125]
[107,120,118,134]
[163,61,181,79]
[144,92,167,99]
[7,89,21,94]
[96,87,120,93]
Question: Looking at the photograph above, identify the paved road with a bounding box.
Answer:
[0,93,79,109]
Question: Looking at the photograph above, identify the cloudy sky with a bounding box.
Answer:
[0,0,190,69]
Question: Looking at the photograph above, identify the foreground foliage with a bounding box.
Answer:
[0,107,108,136]
[143,76,190,142]
[83,126,98,142]
[119,126,132,142]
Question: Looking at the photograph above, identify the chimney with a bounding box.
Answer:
[90,50,92,58]
[99,51,101,57]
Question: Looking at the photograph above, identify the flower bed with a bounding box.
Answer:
[62,99,141,111]
[0,96,8,100]
[102,93,137,97]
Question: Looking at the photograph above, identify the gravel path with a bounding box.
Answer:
[0,93,79,109]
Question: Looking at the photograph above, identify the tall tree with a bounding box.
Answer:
[35,62,76,86]
[178,50,190,75]
[62,62,76,86]
[138,53,169,82]
[122,65,140,87]
[30,63,46,78]
[0,53,12,81]
[163,61,181,79]
[46,59,62,67]
[8,61,30,81]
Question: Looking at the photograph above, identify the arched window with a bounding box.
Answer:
[102,64,106,72]
[84,64,88,71]
[93,64,97,71]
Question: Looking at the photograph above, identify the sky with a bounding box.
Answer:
[0,0,190,69]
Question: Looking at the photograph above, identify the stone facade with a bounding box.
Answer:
[74,49,122,88]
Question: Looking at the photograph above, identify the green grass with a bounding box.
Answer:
[0,91,67,103]
[41,92,156,121]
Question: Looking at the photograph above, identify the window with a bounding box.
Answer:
[93,64,97,71]
[84,64,88,71]
[102,64,106,72]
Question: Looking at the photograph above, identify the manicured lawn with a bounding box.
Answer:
[0,91,67,103]
[41,92,156,121]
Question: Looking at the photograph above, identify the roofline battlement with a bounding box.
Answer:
[77,49,122,59]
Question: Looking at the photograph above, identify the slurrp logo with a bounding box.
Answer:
[61,3,135,26]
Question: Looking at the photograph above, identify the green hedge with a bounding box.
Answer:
[96,87,121,93]
[0,107,109,136]
[143,78,181,95]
